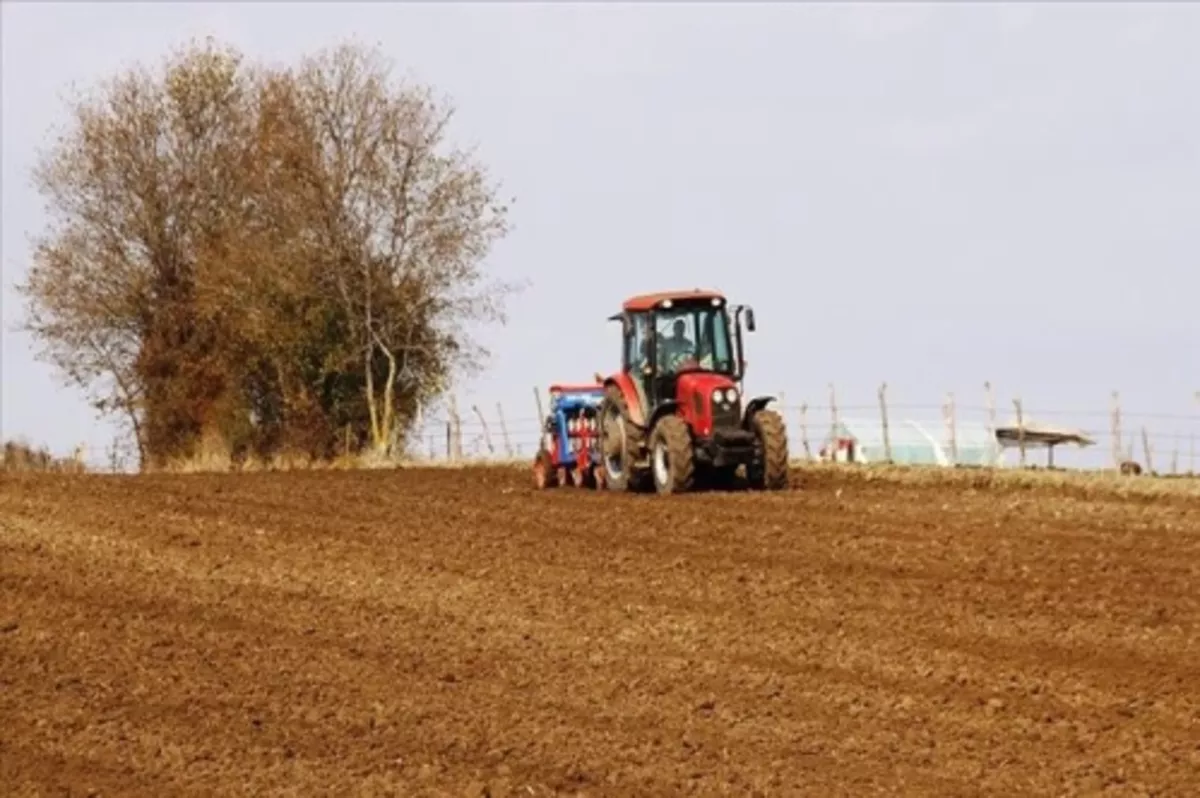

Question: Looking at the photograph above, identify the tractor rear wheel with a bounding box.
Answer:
[599,385,649,492]
[747,408,789,490]
[650,415,695,495]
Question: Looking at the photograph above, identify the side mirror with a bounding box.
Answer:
[744,307,757,332]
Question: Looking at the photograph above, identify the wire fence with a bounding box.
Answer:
[400,400,1200,473]
[25,387,1200,476]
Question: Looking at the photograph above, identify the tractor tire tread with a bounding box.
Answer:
[601,384,647,492]
[651,414,695,494]
[750,409,789,490]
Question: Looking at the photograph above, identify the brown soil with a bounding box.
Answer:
[2,467,1198,796]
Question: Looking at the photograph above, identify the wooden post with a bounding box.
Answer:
[800,402,812,461]
[828,384,839,462]
[1141,426,1154,475]
[1171,437,1179,476]
[496,402,514,457]
[984,381,996,430]
[1193,392,1200,476]
[445,421,452,459]
[878,382,892,464]
[1014,398,1026,468]
[343,423,351,458]
[1110,391,1122,471]
[533,386,548,457]
[533,386,545,424]
[448,395,462,461]
[944,392,958,466]
[472,405,495,454]
[984,381,997,464]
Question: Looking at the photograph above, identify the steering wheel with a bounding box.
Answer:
[668,351,700,372]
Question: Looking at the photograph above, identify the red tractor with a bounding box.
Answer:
[597,289,789,494]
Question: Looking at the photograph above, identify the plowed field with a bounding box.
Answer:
[2,468,1198,797]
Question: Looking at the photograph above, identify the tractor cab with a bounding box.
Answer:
[598,289,787,495]
[608,290,756,421]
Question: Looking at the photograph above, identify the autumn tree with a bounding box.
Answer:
[19,37,517,468]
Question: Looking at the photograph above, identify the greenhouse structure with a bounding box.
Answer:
[817,417,1005,467]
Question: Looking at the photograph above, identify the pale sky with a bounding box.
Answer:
[3,2,1198,469]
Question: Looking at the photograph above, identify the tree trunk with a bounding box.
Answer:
[365,341,381,449]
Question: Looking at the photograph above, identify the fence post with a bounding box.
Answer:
[1013,398,1026,468]
[496,402,514,458]
[878,383,892,463]
[472,405,495,454]
[1193,391,1200,475]
[1110,391,1122,471]
[984,381,997,465]
[1141,426,1154,475]
[448,395,463,461]
[533,385,545,424]
[828,384,839,462]
[800,402,812,461]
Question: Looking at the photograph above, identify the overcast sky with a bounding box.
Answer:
[2,2,1198,469]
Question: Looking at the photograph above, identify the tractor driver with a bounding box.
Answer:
[659,318,697,372]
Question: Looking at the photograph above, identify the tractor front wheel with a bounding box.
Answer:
[649,415,696,495]
[747,409,789,490]
[600,385,648,491]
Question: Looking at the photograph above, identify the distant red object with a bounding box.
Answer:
[549,382,604,394]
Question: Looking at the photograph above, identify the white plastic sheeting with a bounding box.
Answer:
[819,417,1005,467]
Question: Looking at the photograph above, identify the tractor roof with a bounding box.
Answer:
[621,289,726,313]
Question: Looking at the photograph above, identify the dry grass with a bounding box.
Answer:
[143,449,530,474]
[2,439,87,474]
[793,460,1200,500]
[70,440,1200,501]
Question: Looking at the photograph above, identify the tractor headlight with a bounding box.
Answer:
[725,387,738,403]
[712,388,724,404]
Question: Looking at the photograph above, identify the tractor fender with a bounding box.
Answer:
[645,400,681,435]
[741,395,777,428]
[603,374,646,427]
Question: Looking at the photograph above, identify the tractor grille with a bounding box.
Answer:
[712,397,741,430]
